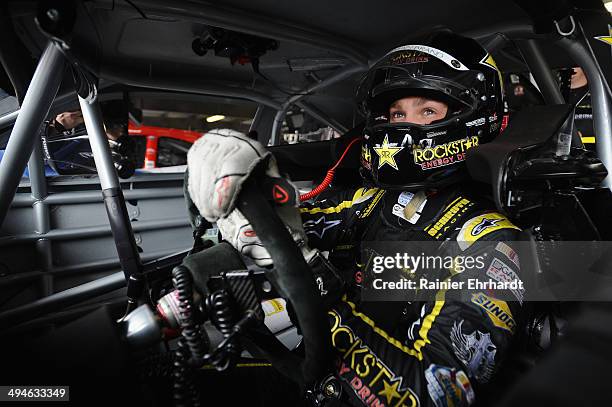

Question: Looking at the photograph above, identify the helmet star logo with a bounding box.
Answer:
[595,36,612,46]
[374,135,403,170]
[480,53,504,93]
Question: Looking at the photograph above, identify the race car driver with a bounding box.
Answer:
[187,32,525,407]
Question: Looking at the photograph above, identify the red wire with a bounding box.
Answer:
[299,137,362,202]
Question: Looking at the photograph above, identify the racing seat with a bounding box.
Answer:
[465,103,609,403]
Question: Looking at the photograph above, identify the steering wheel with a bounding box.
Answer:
[232,175,333,391]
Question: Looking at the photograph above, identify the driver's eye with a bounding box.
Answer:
[390,110,405,121]
[423,108,436,116]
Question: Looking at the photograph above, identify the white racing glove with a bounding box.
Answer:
[187,128,280,221]
[187,129,316,267]
[217,207,316,267]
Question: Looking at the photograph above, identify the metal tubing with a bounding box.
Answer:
[1,249,185,286]
[297,101,348,134]
[0,271,127,327]
[106,0,368,66]
[270,65,366,144]
[10,187,184,207]
[0,217,189,246]
[518,40,566,105]
[100,66,282,110]
[27,138,53,297]
[79,91,146,308]
[0,110,19,129]
[0,247,187,287]
[0,42,65,229]
[78,97,119,190]
[248,105,277,145]
[1,298,126,337]
[0,90,80,131]
[558,37,612,189]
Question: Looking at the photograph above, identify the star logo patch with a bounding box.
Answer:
[373,134,404,170]
[471,218,501,236]
[303,216,342,239]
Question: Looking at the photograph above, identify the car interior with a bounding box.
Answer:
[0,0,611,405]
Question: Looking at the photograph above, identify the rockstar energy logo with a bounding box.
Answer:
[330,310,419,407]
[390,51,430,65]
[424,197,474,239]
[413,137,479,170]
[471,292,515,332]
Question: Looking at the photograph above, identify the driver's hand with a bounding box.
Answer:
[54,111,84,130]
[187,129,317,266]
[217,209,273,266]
[217,206,317,267]
[187,128,281,222]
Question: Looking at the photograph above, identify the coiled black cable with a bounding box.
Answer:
[173,337,199,407]
[205,289,240,371]
[172,265,209,407]
[173,265,208,365]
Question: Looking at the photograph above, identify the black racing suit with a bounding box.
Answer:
[300,183,524,407]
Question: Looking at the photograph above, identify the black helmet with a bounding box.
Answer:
[357,31,504,190]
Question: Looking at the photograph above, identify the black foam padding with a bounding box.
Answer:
[182,242,247,295]
[269,124,364,184]
[512,0,573,33]
[466,104,573,210]
[497,302,612,407]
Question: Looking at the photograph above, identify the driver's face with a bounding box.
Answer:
[389,96,448,125]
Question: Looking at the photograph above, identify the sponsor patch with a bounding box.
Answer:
[412,136,478,170]
[398,191,415,206]
[426,130,447,138]
[471,292,516,333]
[374,134,404,170]
[465,118,485,127]
[424,197,474,239]
[450,320,497,384]
[390,50,430,65]
[494,242,519,268]
[383,44,470,71]
[425,363,475,407]
[486,257,524,304]
[457,213,520,251]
